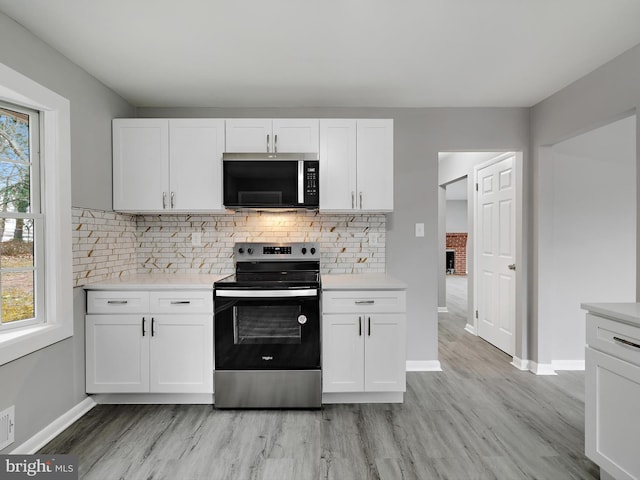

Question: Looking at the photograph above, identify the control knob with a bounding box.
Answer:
[247,248,253,255]
[301,247,307,255]
[238,247,244,254]
[310,247,316,255]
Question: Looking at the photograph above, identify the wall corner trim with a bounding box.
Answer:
[511,356,530,371]
[406,360,442,372]
[11,397,96,454]
[529,361,558,376]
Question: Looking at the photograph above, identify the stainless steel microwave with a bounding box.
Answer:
[222,152,319,209]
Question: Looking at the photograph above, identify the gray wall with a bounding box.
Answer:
[0,12,133,452]
[446,200,468,232]
[139,106,530,363]
[541,115,636,363]
[530,43,640,365]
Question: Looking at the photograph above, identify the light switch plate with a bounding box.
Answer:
[415,223,425,237]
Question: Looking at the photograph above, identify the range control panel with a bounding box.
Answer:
[235,242,319,261]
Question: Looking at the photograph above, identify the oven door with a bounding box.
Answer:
[214,287,320,370]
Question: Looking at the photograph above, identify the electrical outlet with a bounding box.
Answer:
[0,405,15,450]
[191,232,202,247]
[415,223,425,237]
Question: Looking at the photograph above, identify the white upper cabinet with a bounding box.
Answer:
[319,119,393,212]
[225,118,319,153]
[113,119,169,212]
[319,119,357,210]
[113,118,225,213]
[356,119,394,211]
[169,119,225,211]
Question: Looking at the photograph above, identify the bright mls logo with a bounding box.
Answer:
[0,455,77,479]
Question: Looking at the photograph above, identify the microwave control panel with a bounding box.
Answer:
[305,162,319,205]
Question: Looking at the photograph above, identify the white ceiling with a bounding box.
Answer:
[1,1,640,108]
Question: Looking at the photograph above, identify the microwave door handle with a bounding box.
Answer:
[298,161,304,204]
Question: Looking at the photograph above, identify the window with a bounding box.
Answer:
[0,61,72,366]
[0,103,43,331]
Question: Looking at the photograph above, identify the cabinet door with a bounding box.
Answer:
[113,119,169,211]
[322,314,365,392]
[149,314,213,393]
[356,119,394,211]
[364,314,406,392]
[86,314,149,393]
[225,119,272,152]
[169,119,225,211]
[586,347,640,480]
[272,119,319,153]
[319,119,357,210]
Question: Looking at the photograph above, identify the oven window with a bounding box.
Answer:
[233,305,302,344]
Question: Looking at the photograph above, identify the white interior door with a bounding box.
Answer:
[476,154,516,355]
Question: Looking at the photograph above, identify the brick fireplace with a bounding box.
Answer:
[446,233,467,275]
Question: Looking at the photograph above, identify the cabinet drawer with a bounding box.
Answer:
[87,291,149,314]
[150,291,213,314]
[323,290,406,314]
[587,313,640,366]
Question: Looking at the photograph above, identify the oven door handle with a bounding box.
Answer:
[215,288,318,298]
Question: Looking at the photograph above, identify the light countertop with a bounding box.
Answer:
[581,302,640,328]
[321,273,407,290]
[83,274,229,290]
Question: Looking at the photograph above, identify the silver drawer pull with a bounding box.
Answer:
[107,300,128,304]
[613,336,640,350]
[355,300,375,305]
[170,300,192,305]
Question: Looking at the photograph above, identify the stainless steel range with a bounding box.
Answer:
[214,242,321,408]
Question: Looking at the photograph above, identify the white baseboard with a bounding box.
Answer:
[529,361,557,376]
[12,397,96,454]
[406,360,442,372]
[464,323,477,335]
[552,360,585,371]
[437,307,449,313]
[511,356,530,371]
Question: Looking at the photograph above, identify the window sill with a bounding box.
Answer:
[0,323,72,366]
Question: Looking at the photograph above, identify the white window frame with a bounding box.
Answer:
[0,102,43,332]
[0,61,72,366]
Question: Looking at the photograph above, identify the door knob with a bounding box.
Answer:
[508,264,516,271]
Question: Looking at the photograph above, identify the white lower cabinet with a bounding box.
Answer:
[86,290,213,394]
[585,310,640,480]
[322,290,406,396]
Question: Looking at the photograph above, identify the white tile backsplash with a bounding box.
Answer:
[72,208,386,283]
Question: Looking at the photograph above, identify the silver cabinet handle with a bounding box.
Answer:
[613,336,640,349]
[142,317,146,337]
[508,264,516,271]
[359,192,363,209]
[107,300,128,304]
[170,300,191,305]
[151,317,156,337]
[274,134,278,154]
[267,134,270,152]
[170,192,175,209]
[368,316,371,336]
[358,316,362,336]
[355,300,375,305]
[162,192,167,209]
[351,192,355,209]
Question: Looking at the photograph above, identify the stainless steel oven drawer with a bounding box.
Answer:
[215,370,321,409]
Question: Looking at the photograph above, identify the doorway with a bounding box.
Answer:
[438,151,524,363]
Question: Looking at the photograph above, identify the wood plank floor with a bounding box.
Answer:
[41,275,599,479]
